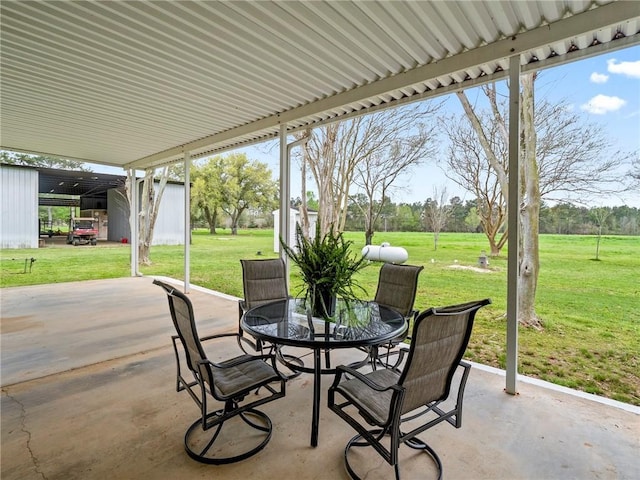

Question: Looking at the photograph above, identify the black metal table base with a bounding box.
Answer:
[276,346,371,447]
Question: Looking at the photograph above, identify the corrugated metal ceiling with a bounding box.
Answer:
[1,0,639,170]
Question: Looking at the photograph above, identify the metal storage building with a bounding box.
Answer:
[0,164,185,249]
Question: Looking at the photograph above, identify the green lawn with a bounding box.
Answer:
[2,229,638,405]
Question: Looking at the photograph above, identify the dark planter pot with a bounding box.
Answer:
[312,288,336,319]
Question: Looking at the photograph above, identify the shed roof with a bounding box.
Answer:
[1,1,638,170]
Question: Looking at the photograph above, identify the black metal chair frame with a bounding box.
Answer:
[328,298,491,480]
[155,279,286,464]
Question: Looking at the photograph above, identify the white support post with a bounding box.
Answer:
[506,55,521,395]
[279,124,290,272]
[279,126,310,276]
[184,152,191,293]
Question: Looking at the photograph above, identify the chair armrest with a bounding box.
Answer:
[200,333,241,342]
[203,353,275,370]
[197,333,277,368]
[333,365,402,393]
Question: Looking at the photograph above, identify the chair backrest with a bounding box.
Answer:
[154,279,213,386]
[398,298,491,414]
[373,263,424,318]
[240,258,289,309]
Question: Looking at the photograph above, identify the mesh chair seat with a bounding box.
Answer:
[335,368,400,425]
[212,354,283,398]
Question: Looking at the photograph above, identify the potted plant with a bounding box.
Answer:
[281,223,368,320]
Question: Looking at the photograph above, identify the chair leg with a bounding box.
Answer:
[183,408,273,464]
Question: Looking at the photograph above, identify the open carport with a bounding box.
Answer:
[1,277,638,480]
[2,3,639,478]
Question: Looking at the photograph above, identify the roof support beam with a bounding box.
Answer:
[125,0,637,170]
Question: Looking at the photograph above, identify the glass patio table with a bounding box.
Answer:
[241,297,406,447]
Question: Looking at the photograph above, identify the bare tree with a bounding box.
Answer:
[443,113,507,255]
[591,207,612,260]
[627,154,640,187]
[302,102,440,236]
[139,166,169,265]
[446,76,629,328]
[296,128,313,239]
[352,129,438,244]
[423,186,453,250]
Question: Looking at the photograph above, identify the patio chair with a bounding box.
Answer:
[239,259,305,377]
[238,258,289,353]
[328,298,491,480]
[371,263,424,369]
[154,279,286,464]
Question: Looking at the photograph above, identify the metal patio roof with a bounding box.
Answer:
[1,1,639,171]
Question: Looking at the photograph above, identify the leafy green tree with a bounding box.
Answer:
[191,158,224,234]
[394,204,421,232]
[464,207,481,233]
[291,191,319,212]
[219,153,277,235]
[445,196,468,232]
[1,151,88,170]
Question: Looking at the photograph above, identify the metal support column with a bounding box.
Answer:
[279,127,310,273]
[183,152,191,293]
[279,125,290,271]
[506,55,521,395]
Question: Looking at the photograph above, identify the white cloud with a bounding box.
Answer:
[580,94,626,115]
[589,72,609,83]
[607,59,640,79]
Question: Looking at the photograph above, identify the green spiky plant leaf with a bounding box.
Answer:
[281,223,368,319]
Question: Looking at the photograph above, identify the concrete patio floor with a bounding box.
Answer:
[1,277,638,480]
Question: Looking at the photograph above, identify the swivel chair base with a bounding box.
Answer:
[184,408,272,464]
[343,431,443,480]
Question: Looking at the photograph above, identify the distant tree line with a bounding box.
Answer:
[194,195,638,238]
[339,196,639,236]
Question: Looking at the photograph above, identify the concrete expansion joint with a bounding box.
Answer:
[2,389,47,480]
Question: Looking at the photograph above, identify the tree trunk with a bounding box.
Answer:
[138,170,154,265]
[518,73,542,329]
[300,131,311,239]
[230,206,246,235]
[204,206,217,234]
[138,167,169,266]
[365,229,374,245]
[488,237,501,256]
